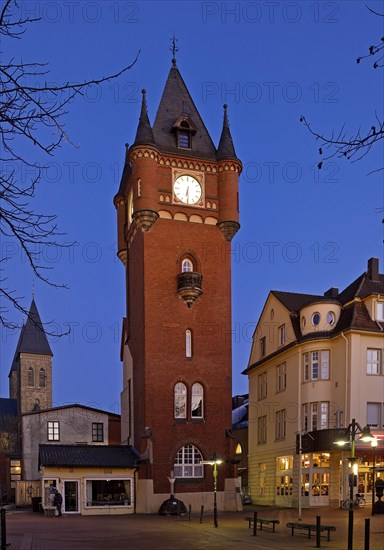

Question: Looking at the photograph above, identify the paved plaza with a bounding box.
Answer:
[2,506,384,550]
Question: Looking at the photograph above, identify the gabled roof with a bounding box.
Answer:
[39,444,140,469]
[21,403,120,418]
[152,61,217,160]
[271,290,330,311]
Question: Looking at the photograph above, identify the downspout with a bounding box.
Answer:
[341,332,349,425]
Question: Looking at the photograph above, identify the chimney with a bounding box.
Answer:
[367,257,379,281]
[324,287,339,298]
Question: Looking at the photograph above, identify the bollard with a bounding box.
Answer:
[1,508,6,550]
[252,511,257,536]
[199,505,204,524]
[316,515,321,548]
[364,518,370,550]
[188,504,192,521]
[348,509,354,550]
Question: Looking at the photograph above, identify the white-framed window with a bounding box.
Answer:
[186,329,192,358]
[258,415,267,444]
[191,383,203,419]
[276,362,286,392]
[275,409,286,440]
[278,324,286,346]
[260,336,266,357]
[303,350,330,381]
[311,312,321,326]
[376,302,384,321]
[85,478,132,507]
[258,372,267,400]
[39,368,46,388]
[47,421,60,441]
[302,402,329,431]
[174,444,203,478]
[27,367,34,387]
[92,422,104,442]
[174,382,187,419]
[367,402,382,428]
[182,258,193,273]
[367,349,382,375]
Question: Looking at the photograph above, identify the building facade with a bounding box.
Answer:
[114,57,242,513]
[245,258,384,508]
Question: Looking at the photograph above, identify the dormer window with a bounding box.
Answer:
[376,302,384,321]
[173,116,196,150]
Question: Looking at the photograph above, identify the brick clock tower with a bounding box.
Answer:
[114,56,242,513]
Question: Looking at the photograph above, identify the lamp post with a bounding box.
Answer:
[371,438,377,516]
[201,452,223,528]
[334,418,375,507]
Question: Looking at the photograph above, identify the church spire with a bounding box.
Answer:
[133,89,155,146]
[217,104,238,161]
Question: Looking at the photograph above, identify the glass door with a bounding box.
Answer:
[64,481,79,513]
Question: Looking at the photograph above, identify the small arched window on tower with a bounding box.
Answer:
[27,367,34,387]
[186,329,192,358]
[39,368,46,388]
[182,258,193,273]
[174,382,187,419]
[191,383,204,419]
[178,121,191,149]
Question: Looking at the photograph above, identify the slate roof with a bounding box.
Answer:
[134,89,155,146]
[151,61,218,160]
[217,104,238,161]
[39,445,140,469]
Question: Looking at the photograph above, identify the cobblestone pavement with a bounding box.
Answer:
[2,506,384,549]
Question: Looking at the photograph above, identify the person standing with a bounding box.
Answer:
[53,490,63,516]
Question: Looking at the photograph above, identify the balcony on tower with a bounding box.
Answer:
[177,272,203,308]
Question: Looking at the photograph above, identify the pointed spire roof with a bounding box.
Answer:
[133,89,156,147]
[18,299,53,356]
[152,61,217,160]
[217,104,238,161]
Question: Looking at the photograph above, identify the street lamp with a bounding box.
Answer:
[201,452,223,528]
[334,419,375,507]
[371,438,378,516]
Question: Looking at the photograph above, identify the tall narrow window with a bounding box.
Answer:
[191,383,203,418]
[276,363,286,392]
[275,409,286,440]
[367,402,381,427]
[27,367,34,387]
[260,337,266,357]
[376,302,384,321]
[174,383,187,419]
[182,258,193,273]
[47,421,60,441]
[39,368,46,388]
[278,324,286,346]
[186,329,192,358]
[258,415,267,444]
[258,372,267,400]
[174,444,203,478]
[367,349,381,375]
[92,422,104,442]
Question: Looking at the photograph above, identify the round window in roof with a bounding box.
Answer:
[311,312,321,326]
[327,311,335,325]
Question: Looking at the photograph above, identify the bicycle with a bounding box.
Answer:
[341,493,366,509]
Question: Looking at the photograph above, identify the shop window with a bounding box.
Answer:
[85,479,132,507]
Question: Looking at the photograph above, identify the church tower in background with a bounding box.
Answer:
[114,54,242,513]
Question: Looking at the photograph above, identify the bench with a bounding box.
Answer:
[286,522,336,541]
[245,516,280,532]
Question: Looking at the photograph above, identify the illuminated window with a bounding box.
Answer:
[186,329,192,358]
[47,421,60,441]
[182,258,193,272]
[174,383,187,419]
[174,444,203,478]
[235,443,242,454]
[191,383,203,418]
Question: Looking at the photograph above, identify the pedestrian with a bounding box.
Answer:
[53,489,63,516]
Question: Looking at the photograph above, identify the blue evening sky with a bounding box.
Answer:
[1,0,383,413]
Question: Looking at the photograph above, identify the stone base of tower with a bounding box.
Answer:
[136,478,242,514]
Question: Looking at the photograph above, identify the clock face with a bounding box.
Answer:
[174,175,202,205]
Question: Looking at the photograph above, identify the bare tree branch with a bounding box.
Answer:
[0,0,139,330]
